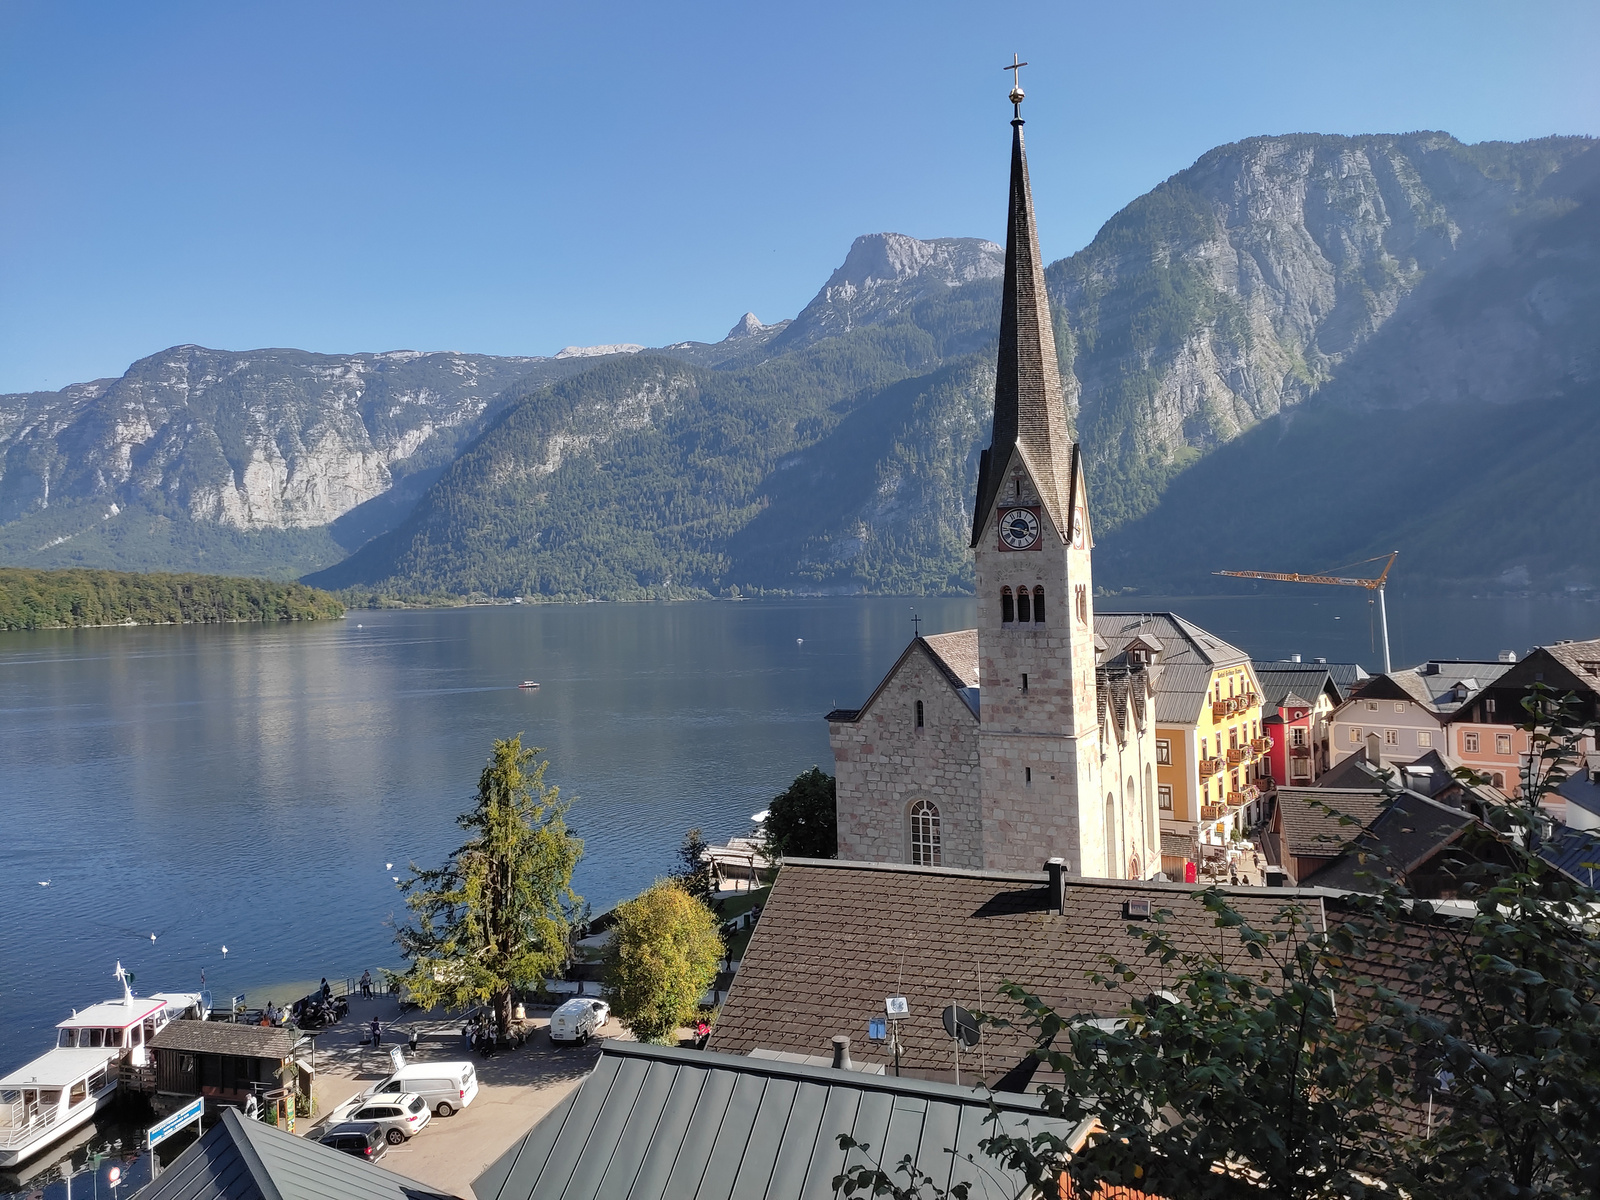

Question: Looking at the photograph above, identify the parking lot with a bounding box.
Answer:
[302,993,625,1198]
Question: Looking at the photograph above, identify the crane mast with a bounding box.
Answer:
[1216,552,1397,673]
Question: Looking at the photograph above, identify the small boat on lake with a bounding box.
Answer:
[0,963,209,1168]
[518,681,540,689]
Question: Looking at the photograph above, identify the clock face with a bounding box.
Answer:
[998,507,1041,551]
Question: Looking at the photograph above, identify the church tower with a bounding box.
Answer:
[971,76,1104,874]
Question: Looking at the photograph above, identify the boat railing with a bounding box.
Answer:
[0,1099,65,1151]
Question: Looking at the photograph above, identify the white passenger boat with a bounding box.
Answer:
[0,963,209,1168]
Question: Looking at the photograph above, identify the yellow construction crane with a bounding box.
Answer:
[1216,551,1398,673]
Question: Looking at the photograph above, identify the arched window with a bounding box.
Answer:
[1075,584,1088,625]
[1033,587,1045,623]
[909,800,941,866]
[1016,587,1031,623]
[915,700,924,729]
[1106,792,1118,878]
[1001,587,1014,623]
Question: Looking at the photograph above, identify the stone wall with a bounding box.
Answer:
[830,645,982,868]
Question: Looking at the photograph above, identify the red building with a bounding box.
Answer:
[1251,661,1360,789]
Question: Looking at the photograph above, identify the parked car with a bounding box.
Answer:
[319,1123,388,1163]
[355,1060,479,1117]
[341,1091,432,1144]
[549,998,610,1045]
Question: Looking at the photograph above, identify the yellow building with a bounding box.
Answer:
[1097,614,1265,871]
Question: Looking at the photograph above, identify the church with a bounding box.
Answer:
[826,83,1161,879]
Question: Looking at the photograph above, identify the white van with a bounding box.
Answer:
[361,1060,478,1117]
[549,998,610,1045]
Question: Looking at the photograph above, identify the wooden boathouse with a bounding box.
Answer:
[146,1022,308,1110]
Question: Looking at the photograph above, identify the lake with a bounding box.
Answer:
[1,591,1595,1112]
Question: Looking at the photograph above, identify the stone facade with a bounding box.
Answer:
[830,638,982,868]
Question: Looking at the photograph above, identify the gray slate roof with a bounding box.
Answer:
[1097,612,1250,724]
[132,1107,454,1200]
[1305,791,1478,892]
[471,1041,1074,1200]
[150,1021,296,1059]
[1250,662,1348,710]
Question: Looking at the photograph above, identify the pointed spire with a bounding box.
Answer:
[971,90,1076,547]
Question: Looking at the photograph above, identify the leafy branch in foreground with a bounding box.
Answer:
[391,735,583,1041]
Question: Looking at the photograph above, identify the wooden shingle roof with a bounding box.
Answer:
[706,859,1330,1084]
[149,1021,297,1059]
[1274,788,1388,862]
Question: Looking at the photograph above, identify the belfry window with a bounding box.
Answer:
[1001,587,1014,623]
[1016,587,1031,623]
[909,799,941,866]
[1075,584,1087,625]
[1033,587,1045,623]
[915,700,924,729]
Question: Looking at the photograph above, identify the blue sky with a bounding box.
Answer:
[2,0,1595,393]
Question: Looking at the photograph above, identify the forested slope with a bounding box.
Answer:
[0,568,344,630]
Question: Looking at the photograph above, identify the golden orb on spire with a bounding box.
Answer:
[1003,54,1028,114]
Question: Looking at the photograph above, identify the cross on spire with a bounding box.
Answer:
[1003,54,1027,117]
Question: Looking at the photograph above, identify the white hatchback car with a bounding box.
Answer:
[548,998,610,1045]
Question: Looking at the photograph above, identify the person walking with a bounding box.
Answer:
[370,1017,382,1048]
[360,970,372,999]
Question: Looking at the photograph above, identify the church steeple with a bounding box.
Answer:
[970,76,1076,548]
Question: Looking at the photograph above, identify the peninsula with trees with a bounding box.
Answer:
[0,567,345,631]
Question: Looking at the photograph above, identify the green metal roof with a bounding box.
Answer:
[472,1041,1075,1200]
[131,1107,455,1200]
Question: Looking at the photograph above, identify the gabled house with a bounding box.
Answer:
[1330,661,1514,780]
[1096,614,1265,866]
[1251,660,1356,787]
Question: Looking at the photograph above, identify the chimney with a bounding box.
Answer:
[1366,732,1383,769]
[1265,865,1289,888]
[1314,657,1327,664]
[1045,857,1066,914]
[1290,653,1302,663]
[831,1035,852,1070]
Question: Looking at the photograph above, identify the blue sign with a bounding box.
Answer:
[867,1018,887,1042]
[148,1096,204,1148]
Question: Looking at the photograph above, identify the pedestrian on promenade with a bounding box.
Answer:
[360,970,372,999]
[371,1017,382,1048]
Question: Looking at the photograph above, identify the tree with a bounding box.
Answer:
[392,735,583,1041]
[674,827,716,904]
[764,766,837,860]
[603,880,723,1044]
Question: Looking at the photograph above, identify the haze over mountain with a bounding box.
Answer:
[2,131,1594,598]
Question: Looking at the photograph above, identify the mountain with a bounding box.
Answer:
[6,131,1596,597]
[0,347,595,577]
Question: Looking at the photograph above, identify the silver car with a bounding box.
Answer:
[341,1091,432,1144]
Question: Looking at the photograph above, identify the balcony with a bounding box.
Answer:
[1227,746,1247,766]
[1226,790,1245,807]
[1243,784,1261,803]
[1251,736,1272,754]
[1212,701,1229,723]
[1199,757,1220,778]
[1242,691,1259,708]
[1201,805,1223,821]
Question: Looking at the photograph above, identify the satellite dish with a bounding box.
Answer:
[942,1004,980,1048]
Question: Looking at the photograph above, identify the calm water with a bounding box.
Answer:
[1,593,1595,1102]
